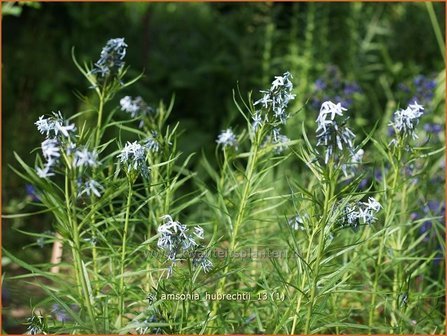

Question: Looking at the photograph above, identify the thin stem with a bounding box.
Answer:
[208,131,261,330]
[425,2,445,63]
[290,230,315,334]
[90,86,106,295]
[303,178,333,334]
[117,178,133,329]
[145,154,160,293]
[368,147,401,333]
[94,85,106,148]
[65,169,98,333]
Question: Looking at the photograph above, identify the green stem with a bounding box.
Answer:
[95,90,105,148]
[145,155,160,293]
[425,2,445,63]
[90,87,106,295]
[290,230,315,334]
[85,194,100,296]
[117,178,133,329]
[65,170,98,333]
[303,179,333,334]
[391,159,408,331]
[368,148,401,333]
[208,133,261,330]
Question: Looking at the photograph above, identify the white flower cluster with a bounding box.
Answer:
[254,71,296,125]
[34,112,103,198]
[34,112,75,178]
[78,179,103,198]
[144,131,160,153]
[120,96,154,128]
[73,148,99,168]
[216,72,295,154]
[216,128,238,149]
[253,72,296,154]
[389,101,424,140]
[316,101,356,164]
[157,215,211,276]
[341,197,382,230]
[118,141,150,177]
[35,111,76,139]
[92,38,127,78]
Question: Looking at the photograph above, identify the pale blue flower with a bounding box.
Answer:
[254,71,296,125]
[340,197,381,229]
[79,179,103,198]
[157,215,206,276]
[362,197,382,212]
[36,164,55,178]
[35,116,54,136]
[41,139,60,161]
[120,96,154,127]
[118,141,149,176]
[144,131,160,153]
[73,148,99,168]
[35,112,76,139]
[252,112,263,132]
[92,38,127,78]
[389,101,424,140]
[216,128,238,149]
[316,100,356,164]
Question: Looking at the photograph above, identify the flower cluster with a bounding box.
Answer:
[252,72,296,154]
[316,101,356,164]
[34,112,103,197]
[25,314,47,335]
[254,71,296,125]
[78,178,103,198]
[389,102,424,141]
[339,197,382,230]
[73,148,99,168]
[34,112,76,178]
[144,131,160,153]
[35,111,76,139]
[311,65,362,111]
[216,72,295,154]
[92,38,127,78]
[118,141,150,178]
[120,96,154,128]
[216,128,238,149]
[157,215,211,276]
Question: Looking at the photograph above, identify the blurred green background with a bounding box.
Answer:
[2,2,445,333]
